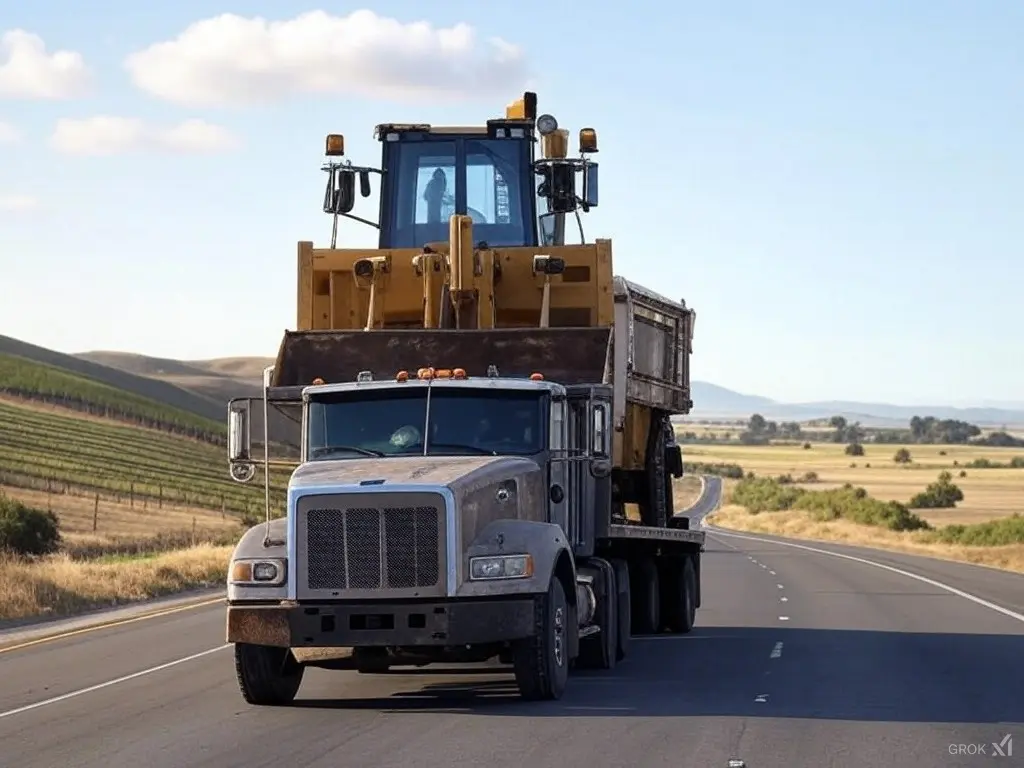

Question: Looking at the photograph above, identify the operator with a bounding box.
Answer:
[423,168,447,223]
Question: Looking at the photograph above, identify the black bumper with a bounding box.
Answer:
[227,598,537,648]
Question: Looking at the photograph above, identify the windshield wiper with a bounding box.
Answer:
[424,442,496,456]
[311,445,385,458]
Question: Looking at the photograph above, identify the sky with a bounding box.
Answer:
[0,1,1021,406]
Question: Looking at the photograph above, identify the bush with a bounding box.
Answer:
[933,514,1024,546]
[907,471,964,509]
[730,476,931,532]
[802,442,812,450]
[845,443,865,456]
[894,448,912,464]
[800,471,819,482]
[0,492,62,556]
[682,461,744,479]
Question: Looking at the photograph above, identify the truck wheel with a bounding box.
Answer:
[512,576,570,701]
[611,558,631,661]
[662,557,697,634]
[234,643,304,706]
[576,560,617,671]
[631,558,660,635]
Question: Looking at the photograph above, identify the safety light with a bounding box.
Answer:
[396,370,409,382]
[325,134,345,156]
[530,372,544,381]
[312,377,326,385]
[579,128,598,153]
[453,368,467,379]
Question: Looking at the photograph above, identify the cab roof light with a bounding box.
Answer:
[453,368,467,379]
[312,377,326,385]
[417,367,435,380]
[325,134,345,156]
[579,127,598,153]
[356,370,373,382]
[529,372,544,381]
[487,365,499,378]
[435,369,452,379]
[396,370,409,382]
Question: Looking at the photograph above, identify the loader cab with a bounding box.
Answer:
[373,125,540,250]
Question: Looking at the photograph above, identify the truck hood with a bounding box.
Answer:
[288,454,540,493]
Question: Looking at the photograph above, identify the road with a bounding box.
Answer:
[0,476,1022,768]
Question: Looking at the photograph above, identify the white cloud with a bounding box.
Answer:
[0,194,38,212]
[50,116,240,156]
[0,29,90,99]
[0,121,20,143]
[123,10,530,107]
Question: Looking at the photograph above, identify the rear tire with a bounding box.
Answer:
[662,556,697,634]
[234,643,304,706]
[631,557,661,634]
[512,576,571,701]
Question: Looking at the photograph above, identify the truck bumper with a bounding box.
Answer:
[227,598,537,648]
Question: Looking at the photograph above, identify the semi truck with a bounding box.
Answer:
[223,91,704,705]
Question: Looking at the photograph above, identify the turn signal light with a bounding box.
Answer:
[529,372,544,381]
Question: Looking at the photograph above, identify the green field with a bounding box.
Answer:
[0,352,223,437]
[0,399,289,514]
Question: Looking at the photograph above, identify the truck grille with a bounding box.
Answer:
[295,492,446,597]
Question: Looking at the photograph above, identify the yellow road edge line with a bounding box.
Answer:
[0,596,225,655]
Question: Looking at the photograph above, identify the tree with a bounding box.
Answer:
[845,443,865,456]
[748,414,767,435]
[893,448,912,464]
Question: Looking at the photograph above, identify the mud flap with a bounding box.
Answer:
[271,327,613,387]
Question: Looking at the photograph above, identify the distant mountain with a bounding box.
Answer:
[688,382,1024,428]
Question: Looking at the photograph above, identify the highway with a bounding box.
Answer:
[0,477,1022,767]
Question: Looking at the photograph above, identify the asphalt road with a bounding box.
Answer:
[0,477,1022,768]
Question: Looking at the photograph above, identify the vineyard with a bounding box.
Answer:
[0,400,291,515]
[0,352,223,439]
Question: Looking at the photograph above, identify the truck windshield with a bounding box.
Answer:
[306,387,545,459]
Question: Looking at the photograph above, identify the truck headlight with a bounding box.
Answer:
[230,558,286,586]
[469,554,533,580]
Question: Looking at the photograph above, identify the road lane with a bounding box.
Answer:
[0,479,1020,767]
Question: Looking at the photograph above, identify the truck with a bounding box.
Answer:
[223,91,703,705]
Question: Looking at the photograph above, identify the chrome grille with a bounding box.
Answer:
[298,493,445,596]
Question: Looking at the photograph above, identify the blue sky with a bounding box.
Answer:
[0,1,1021,405]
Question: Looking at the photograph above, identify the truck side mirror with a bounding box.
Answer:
[583,163,598,209]
[325,169,356,214]
[228,399,256,483]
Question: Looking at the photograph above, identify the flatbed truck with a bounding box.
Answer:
[223,91,703,703]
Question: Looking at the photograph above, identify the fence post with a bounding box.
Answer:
[130,482,135,509]
[93,493,99,532]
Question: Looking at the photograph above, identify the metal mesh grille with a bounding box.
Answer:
[305,505,440,591]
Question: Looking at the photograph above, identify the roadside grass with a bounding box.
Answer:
[0,544,233,622]
[708,503,1024,574]
[686,442,1024,526]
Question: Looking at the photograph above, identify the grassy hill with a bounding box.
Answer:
[75,350,273,408]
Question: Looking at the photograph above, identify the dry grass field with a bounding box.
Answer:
[686,442,1024,525]
[693,441,1024,573]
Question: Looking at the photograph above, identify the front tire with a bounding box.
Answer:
[513,576,570,701]
[234,643,305,706]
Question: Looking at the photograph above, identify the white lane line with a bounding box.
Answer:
[754,693,769,702]
[769,570,777,576]
[0,644,230,720]
[710,529,1024,625]
[770,641,784,658]
[777,584,785,589]
[779,616,790,621]
[780,596,788,602]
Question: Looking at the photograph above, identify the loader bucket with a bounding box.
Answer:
[271,327,613,388]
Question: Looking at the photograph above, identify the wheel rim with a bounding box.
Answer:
[553,605,565,667]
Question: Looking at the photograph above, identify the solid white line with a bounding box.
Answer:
[754,693,768,702]
[779,616,790,621]
[0,644,230,720]
[777,584,785,589]
[769,570,777,576]
[709,529,1024,625]
[770,641,784,658]
[780,596,788,602]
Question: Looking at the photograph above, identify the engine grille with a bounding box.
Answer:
[296,492,446,597]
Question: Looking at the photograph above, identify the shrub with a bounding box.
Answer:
[894,448,912,464]
[800,471,819,482]
[0,492,62,556]
[845,443,865,456]
[907,471,964,509]
[802,442,812,450]
[682,461,744,479]
[933,514,1024,546]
